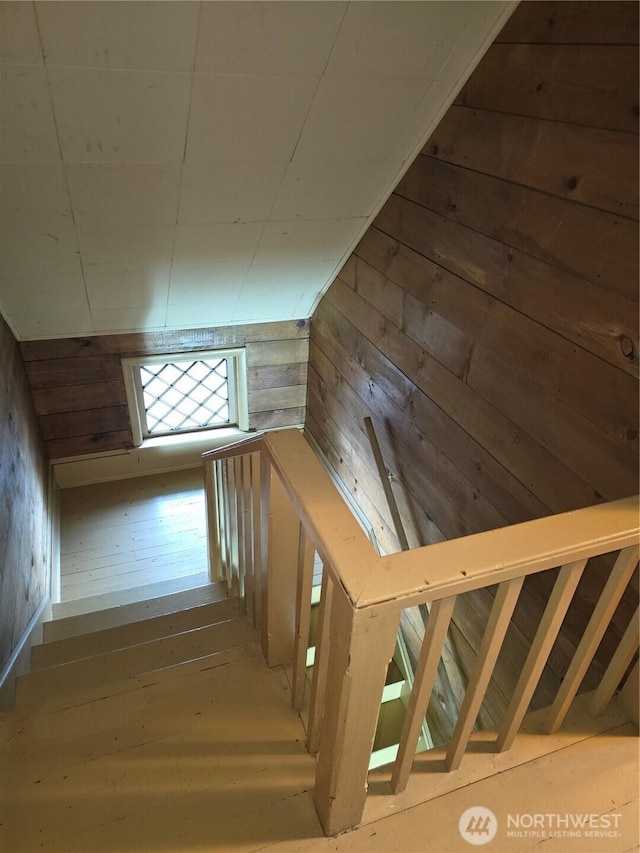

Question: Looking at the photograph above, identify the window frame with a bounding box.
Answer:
[122,348,249,447]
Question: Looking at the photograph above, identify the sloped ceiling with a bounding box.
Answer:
[0,1,515,340]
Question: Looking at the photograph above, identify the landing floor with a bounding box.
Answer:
[2,650,637,853]
[59,468,208,603]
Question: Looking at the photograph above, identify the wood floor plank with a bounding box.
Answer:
[2,655,318,853]
[59,470,208,604]
[2,655,635,853]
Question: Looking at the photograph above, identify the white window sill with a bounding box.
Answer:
[54,427,254,488]
[139,427,250,452]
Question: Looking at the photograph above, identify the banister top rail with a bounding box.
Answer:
[262,430,378,604]
[364,496,639,613]
[202,432,265,461]
[203,428,639,614]
[203,429,379,603]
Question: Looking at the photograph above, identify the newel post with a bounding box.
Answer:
[314,587,399,836]
[259,452,301,666]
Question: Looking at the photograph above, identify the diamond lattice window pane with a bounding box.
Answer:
[140,358,231,435]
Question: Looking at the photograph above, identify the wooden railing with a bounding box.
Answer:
[203,428,639,836]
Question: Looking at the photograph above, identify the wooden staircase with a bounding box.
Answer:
[2,576,637,853]
[0,580,320,853]
[2,428,637,849]
[15,582,253,708]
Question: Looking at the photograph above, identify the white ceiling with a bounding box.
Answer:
[0,1,515,340]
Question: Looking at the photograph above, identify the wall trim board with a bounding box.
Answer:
[304,429,380,554]
[54,424,304,488]
[0,594,51,710]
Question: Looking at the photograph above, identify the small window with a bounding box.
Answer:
[123,349,248,446]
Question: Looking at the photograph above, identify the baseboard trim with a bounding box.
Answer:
[0,593,51,710]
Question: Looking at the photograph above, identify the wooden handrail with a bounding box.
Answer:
[203,428,640,837]
[204,429,638,613]
[362,495,639,611]
[202,431,264,460]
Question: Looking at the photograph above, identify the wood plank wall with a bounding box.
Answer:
[19,320,309,460]
[306,1,639,691]
[0,313,50,674]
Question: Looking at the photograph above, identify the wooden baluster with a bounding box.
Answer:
[215,460,229,590]
[234,455,245,599]
[546,545,640,732]
[307,570,333,755]
[314,587,399,836]
[590,604,640,717]
[203,459,222,582]
[250,451,262,632]
[446,576,524,771]
[390,595,456,794]
[220,459,231,590]
[259,453,300,666]
[496,559,586,752]
[241,454,254,620]
[292,527,314,710]
[224,458,239,595]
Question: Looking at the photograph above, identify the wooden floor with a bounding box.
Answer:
[59,469,208,603]
[2,649,638,853]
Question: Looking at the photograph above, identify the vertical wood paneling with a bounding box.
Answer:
[0,314,50,674]
[20,321,309,459]
[306,1,638,692]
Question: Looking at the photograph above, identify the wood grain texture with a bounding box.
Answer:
[425,105,639,219]
[4,647,635,853]
[364,205,639,355]
[58,469,209,608]
[306,0,638,703]
[456,43,639,134]
[20,322,310,460]
[0,314,50,674]
[31,381,128,415]
[496,1,639,45]
[395,156,639,300]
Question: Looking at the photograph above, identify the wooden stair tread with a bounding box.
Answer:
[3,643,260,727]
[44,580,226,642]
[33,596,241,669]
[1,653,319,853]
[17,616,257,707]
[3,658,635,853]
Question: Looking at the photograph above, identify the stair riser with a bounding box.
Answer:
[17,618,256,707]
[33,598,241,669]
[44,581,226,642]
[52,571,211,620]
